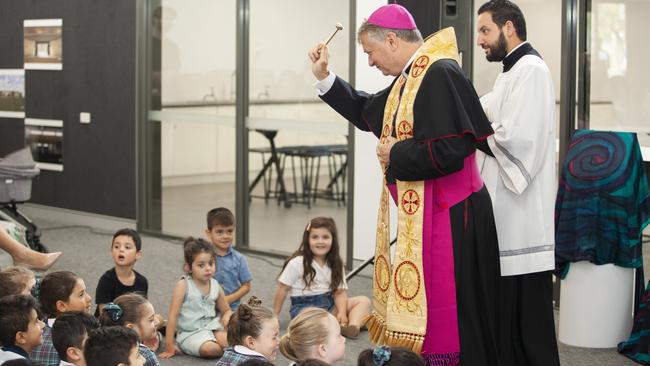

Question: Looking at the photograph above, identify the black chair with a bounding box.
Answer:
[248,130,290,207]
[313,144,347,206]
[278,144,348,208]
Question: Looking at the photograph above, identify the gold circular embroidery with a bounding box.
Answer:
[397,120,413,141]
[380,124,391,144]
[374,255,390,292]
[394,261,420,301]
[401,189,420,215]
[411,55,429,78]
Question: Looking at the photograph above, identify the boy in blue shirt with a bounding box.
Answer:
[205,207,252,311]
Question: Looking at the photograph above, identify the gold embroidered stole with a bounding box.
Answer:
[365,27,460,353]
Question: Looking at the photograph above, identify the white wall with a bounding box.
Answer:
[472,0,562,97]
[351,0,400,260]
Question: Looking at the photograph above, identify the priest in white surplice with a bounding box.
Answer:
[475,2,560,366]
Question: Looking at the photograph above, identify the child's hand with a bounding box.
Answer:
[336,312,348,326]
[221,309,233,328]
[159,344,181,359]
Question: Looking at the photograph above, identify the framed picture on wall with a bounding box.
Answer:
[24,19,63,70]
[24,118,64,171]
[0,69,25,118]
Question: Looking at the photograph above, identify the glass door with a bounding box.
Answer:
[246,0,351,259]
[141,0,237,238]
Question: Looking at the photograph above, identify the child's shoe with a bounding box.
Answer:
[340,325,360,339]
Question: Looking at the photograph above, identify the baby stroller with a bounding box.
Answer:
[0,147,47,253]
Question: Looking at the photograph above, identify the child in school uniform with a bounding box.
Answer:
[279,307,346,365]
[216,297,279,365]
[99,293,160,366]
[273,217,370,339]
[51,312,100,366]
[0,294,45,363]
[84,326,144,366]
[31,271,93,366]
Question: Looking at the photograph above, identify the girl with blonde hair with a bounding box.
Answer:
[279,307,345,365]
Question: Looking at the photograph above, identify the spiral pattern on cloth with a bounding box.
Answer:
[555,130,650,279]
[564,131,629,193]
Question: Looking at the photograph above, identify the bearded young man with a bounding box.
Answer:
[476,1,560,366]
[308,4,502,366]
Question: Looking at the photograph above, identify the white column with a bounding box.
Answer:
[352,0,398,260]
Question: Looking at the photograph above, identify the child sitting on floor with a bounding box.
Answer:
[31,271,93,366]
[0,266,36,297]
[159,237,233,359]
[216,296,279,365]
[273,217,370,339]
[94,229,163,351]
[84,326,144,366]
[279,307,345,365]
[99,293,160,366]
[206,207,252,312]
[0,294,45,362]
[51,312,100,366]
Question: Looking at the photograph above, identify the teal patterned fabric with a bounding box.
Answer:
[619,280,650,363]
[555,130,650,278]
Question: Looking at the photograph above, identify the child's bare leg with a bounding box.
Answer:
[198,340,223,358]
[346,296,371,327]
[214,330,228,349]
[335,296,370,339]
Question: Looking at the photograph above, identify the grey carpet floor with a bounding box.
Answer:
[24,214,637,366]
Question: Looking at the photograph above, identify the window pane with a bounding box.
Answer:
[589,1,650,151]
[247,0,350,259]
[147,0,237,236]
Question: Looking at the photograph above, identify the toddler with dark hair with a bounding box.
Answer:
[94,229,164,351]
[159,237,232,359]
[94,229,148,316]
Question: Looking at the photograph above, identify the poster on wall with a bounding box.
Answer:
[0,69,25,118]
[25,118,64,171]
[24,19,63,70]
